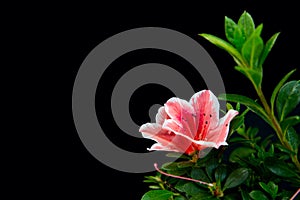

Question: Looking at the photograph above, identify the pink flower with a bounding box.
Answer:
[139,90,238,155]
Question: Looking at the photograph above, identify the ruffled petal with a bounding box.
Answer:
[163,119,217,148]
[139,123,173,146]
[148,143,181,152]
[164,97,197,138]
[206,109,239,148]
[190,90,220,132]
[155,106,168,125]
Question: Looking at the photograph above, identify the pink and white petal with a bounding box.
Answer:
[139,123,162,138]
[155,106,168,125]
[162,119,199,153]
[190,90,220,131]
[206,109,239,148]
[163,119,216,148]
[164,98,197,138]
[140,123,175,146]
[148,143,181,152]
[164,97,194,123]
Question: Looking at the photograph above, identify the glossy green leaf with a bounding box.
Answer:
[233,25,245,51]
[189,193,216,200]
[276,80,300,121]
[174,196,186,200]
[218,93,270,125]
[270,69,297,113]
[224,168,249,189]
[141,190,173,200]
[235,66,263,89]
[229,115,245,136]
[241,34,264,69]
[241,189,251,200]
[264,157,299,178]
[161,162,179,171]
[191,168,210,183]
[267,181,278,197]
[280,115,300,134]
[259,32,280,66]
[285,127,299,154]
[225,16,238,45]
[166,152,190,160]
[182,182,205,196]
[229,147,256,163]
[177,161,194,168]
[238,11,255,39]
[214,165,227,184]
[259,182,272,195]
[249,190,269,200]
[174,180,188,192]
[274,143,296,155]
[199,33,246,67]
[205,157,219,181]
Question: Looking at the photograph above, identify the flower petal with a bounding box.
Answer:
[163,119,217,148]
[164,97,197,138]
[148,143,181,152]
[190,90,220,132]
[139,123,173,146]
[206,109,239,148]
[155,106,168,125]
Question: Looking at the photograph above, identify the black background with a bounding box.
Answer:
[17,1,300,199]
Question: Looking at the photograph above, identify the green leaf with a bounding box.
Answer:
[259,32,280,66]
[264,157,299,178]
[280,115,300,134]
[241,34,264,69]
[249,190,269,200]
[276,80,300,121]
[225,16,238,45]
[241,189,251,200]
[229,116,245,136]
[191,168,210,183]
[218,93,270,125]
[223,168,249,189]
[174,196,186,200]
[177,161,195,168]
[161,162,179,171]
[141,190,173,200]
[259,182,272,195]
[233,25,245,51]
[267,181,278,197]
[274,143,296,155]
[205,157,219,181]
[174,180,188,192]
[229,147,256,163]
[214,165,227,184]
[182,182,205,196]
[285,127,299,154]
[235,66,263,88]
[270,69,297,114]
[199,33,246,67]
[189,193,216,200]
[238,11,255,39]
[166,152,190,160]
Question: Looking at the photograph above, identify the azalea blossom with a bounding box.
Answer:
[139,90,238,155]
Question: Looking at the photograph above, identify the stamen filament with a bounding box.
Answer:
[154,163,213,187]
[290,188,300,200]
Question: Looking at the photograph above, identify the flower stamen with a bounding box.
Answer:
[154,163,213,187]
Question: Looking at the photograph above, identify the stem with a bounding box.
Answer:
[255,86,300,171]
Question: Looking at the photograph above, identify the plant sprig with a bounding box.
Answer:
[200,11,300,171]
